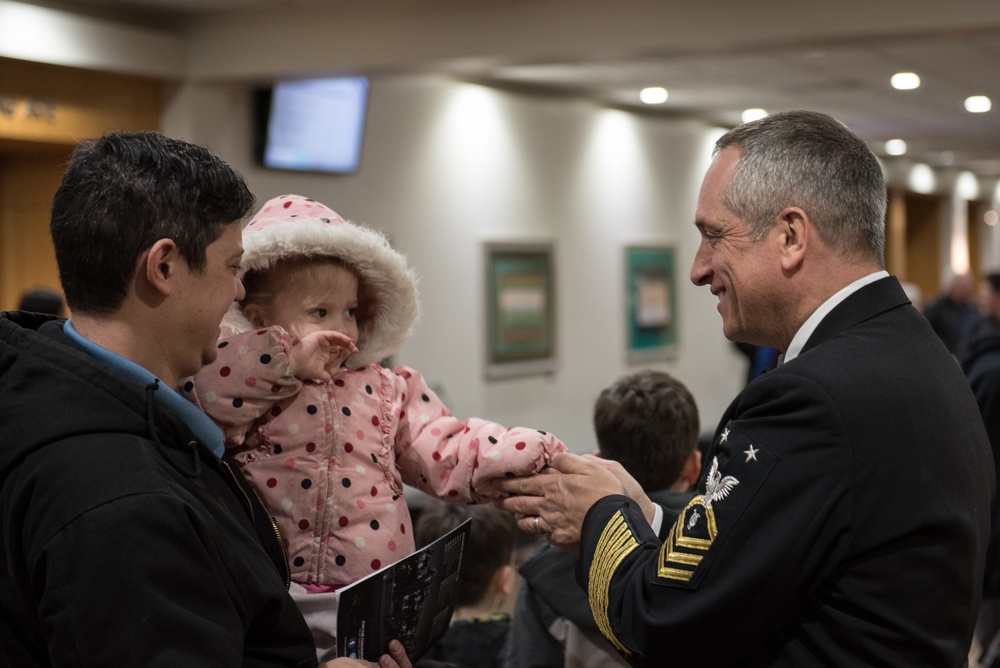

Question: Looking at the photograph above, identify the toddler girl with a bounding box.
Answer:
[182,194,564,661]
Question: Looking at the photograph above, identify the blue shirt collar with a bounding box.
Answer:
[63,320,225,457]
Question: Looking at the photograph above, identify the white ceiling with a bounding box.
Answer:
[486,34,1000,178]
[25,0,1000,181]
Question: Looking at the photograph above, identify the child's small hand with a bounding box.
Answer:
[290,330,359,382]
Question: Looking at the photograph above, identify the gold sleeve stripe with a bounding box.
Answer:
[588,510,639,657]
[664,551,702,566]
[658,567,694,582]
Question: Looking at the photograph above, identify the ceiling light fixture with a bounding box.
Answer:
[890,72,920,90]
[908,164,936,194]
[965,95,992,113]
[639,87,668,104]
[884,139,907,156]
[741,108,768,123]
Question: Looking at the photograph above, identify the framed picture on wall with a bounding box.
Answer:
[484,242,556,379]
[625,244,678,362]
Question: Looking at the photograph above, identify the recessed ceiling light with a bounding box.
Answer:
[908,163,936,194]
[956,171,979,200]
[741,108,768,123]
[965,95,992,113]
[985,210,999,227]
[890,72,920,90]
[884,139,907,156]
[639,87,668,104]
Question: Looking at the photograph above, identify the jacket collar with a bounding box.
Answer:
[63,319,225,457]
[800,275,909,356]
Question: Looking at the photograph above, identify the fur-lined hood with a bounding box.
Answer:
[222,194,419,368]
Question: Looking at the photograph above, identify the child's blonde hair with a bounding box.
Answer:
[229,194,420,368]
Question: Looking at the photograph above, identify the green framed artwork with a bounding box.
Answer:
[485,242,556,378]
[626,245,678,361]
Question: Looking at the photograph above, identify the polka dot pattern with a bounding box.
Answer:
[195,338,564,589]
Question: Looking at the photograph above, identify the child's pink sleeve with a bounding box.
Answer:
[180,327,303,448]
[390,365,567,502]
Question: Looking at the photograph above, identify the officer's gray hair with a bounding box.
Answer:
[715,110,886,266]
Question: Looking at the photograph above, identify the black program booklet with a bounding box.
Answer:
[336,517,471,662]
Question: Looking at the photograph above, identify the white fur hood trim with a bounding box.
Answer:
[224,207,419,369]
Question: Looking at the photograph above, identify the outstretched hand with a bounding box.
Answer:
[496,452,653,551]
[290,330,358,382]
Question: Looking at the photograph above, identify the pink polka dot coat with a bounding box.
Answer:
[184,329,564,588]
[181,194,565,590]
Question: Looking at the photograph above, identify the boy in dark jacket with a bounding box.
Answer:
[504,369,701,668]
[415,502,520,668]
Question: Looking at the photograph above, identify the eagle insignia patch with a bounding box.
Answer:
[656,422,774,586]
[658,457,737,582]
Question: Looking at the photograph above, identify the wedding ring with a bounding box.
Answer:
[533,515,543,534]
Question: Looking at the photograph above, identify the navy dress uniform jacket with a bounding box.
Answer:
[578,276,995,667]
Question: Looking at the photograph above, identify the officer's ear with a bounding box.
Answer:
[776,207,809,273]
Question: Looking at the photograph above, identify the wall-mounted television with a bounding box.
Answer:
[253,76,369,174]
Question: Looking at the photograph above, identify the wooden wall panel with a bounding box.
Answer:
[885,189,907,279]
[904,193,944,302]
[0,57,162,311]
[969,200,989,280]
[0,148,71,310]
[0,57,161,145]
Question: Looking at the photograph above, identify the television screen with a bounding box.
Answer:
[258,76,369,174]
